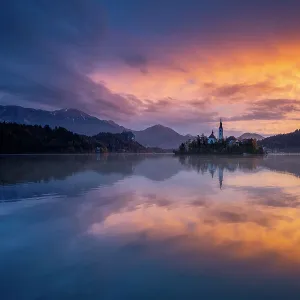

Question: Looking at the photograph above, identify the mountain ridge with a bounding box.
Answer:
[133,124,191,149]
[260,129,300,151]
[239,132,264,140]
[0,105,190,148]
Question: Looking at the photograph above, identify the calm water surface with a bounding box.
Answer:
[1,154,300,299]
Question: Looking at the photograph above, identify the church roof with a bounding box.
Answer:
[209,131,216,139]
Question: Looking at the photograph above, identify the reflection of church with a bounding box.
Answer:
[208,162,217,178]
[178,155,266,190]
[218,167,223,189]
[208,163,224,189]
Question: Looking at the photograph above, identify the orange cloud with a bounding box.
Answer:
[90,39,300,134]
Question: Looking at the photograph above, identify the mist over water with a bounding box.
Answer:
[1,154,300,299]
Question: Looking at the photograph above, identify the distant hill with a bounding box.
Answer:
[133,124,191,149]
[0,105,125,136]
[0,105,190,149]
[260,129,300,151]
[239,133,264,140]
[0,122,145,154]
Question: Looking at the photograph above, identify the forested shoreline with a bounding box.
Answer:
[0,122,146,154]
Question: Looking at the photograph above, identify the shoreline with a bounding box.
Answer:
[173,152,266,156]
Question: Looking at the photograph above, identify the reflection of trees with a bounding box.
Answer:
[178,155,300,180]
[261,155,300,178]
[0,155,146,185]
[2,154,300,189]
[0,154,185,202]
[178,155,263,173]
[178,156,266,189]
[0,154,184,186]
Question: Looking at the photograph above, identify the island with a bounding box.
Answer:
[174,120,264,155]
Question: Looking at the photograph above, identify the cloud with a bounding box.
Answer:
[138,98,218,130]
[143,98,173,113]
[122,54,148,74]
[143,98,212,115]
[2,0,300,134]
[226,99,300,121]
[0,0,144,121]
[211,82,291,98]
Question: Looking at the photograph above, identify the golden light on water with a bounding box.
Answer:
[89,167,300,266]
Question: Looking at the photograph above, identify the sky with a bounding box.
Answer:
[1,0,300,136]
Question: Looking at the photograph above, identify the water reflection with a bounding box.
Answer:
[1,154,300,299]
[0,154,184,201]
[2,154,299,202]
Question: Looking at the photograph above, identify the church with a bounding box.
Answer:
[208,120,223,144]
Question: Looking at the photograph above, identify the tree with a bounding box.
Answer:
[197,135,201,147]
[200,134,207,145]
[179,143,185,153]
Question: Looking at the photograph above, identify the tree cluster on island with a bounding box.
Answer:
[175,134,264,155]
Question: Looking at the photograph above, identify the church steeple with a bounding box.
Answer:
[218,118,223,140]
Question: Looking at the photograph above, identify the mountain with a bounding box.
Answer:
[239,133,264,140]
[0,105,125,136]
[133,124,191,149]
[0,105,190,149]
[260,129,300,151]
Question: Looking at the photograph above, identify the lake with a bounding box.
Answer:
[1,154,300,299]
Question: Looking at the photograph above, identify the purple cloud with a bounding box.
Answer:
[226,99,300,121]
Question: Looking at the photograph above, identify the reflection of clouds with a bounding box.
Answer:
[240,187,300,208]
[4,155,300,299]
[227,170,300,188]
[226,170,300,209]
[4,155,300,269]
[87,185,300,266]
[215,210,271,226]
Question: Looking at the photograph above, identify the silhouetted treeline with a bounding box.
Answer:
[0,122,145,154]
[94,132,145,153]
[260,129,300,150]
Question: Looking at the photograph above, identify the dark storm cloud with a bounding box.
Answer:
[0,0,142,120]
[122,54,148,74]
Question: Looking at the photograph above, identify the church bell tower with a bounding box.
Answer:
[219,119,223,140]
